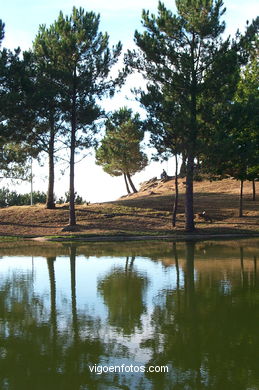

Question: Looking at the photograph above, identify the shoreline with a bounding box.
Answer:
[1,232,258,243]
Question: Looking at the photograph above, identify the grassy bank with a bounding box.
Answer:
[0,178,258,241]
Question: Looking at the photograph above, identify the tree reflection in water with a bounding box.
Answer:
[0,241,259,390]
[0,247,126,390]
[142,242,259,390]
[98,256,149,335]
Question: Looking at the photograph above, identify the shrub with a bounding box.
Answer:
[56,191,86,205]
[0,187,47,207]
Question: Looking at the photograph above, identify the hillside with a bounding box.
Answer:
[0,177,258,239]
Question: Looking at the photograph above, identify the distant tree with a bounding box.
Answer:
[125,0,258,231]
[34,7,123,228]
[95,107,148,194]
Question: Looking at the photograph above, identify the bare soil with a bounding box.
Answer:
[0,178,258,239]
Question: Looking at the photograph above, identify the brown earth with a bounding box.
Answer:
[0,177,258,239]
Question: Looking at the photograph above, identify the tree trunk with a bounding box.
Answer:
[240,247,244,287]
[47,257,57,336]
[70,246,79,346]
[46,119,55,209]
[172,154,179,227]
[126,173,137,193]
[179,156,187,178]
[125,256,129,271]
[173,242,180,290]
[46,257,57,369]
[129,256,135,270]
[184,32,197,233]
[239,179,244,217]
[184,241,195,308]
[124,173,131,194]
[185,153,195,232]
[69,85,76,226]
[252,179,256,201]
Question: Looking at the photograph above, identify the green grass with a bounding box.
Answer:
[45,230,174,241]
[0,236,23,241]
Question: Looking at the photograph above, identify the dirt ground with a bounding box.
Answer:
[0,178,258,239]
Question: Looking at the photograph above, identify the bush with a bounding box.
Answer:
[0,187,47,207]
[56,191,86,205]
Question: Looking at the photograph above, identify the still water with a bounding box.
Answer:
[0,239,258,390]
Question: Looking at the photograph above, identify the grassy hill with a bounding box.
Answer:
[0,177,258,239]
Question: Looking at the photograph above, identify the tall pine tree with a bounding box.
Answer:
[125,0,258,231]
[34,7,123,227]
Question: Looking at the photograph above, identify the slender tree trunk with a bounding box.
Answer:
[173,242,180,290]
[185,153,195,232]
[126,173,137,193]
[70,246,78,339]
[240,246,244,287]
[185,241,201,388]
[129,256,135,270]
[172,154,179,227]
[252,179,256,201]
[239,179,244,217]
[124,173,131,194]
[47,257,57,326]
[179,156,187,178]
[46,118,55,209]
[69,246,79,377]
[47,257,57,371]
[125,256,129,271]
[184,241,195,308]
[69,81,77,226]
[184,34,197,233]
[47,257,57,338]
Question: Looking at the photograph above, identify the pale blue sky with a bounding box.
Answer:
[2,0,173,49]
[2,0,257,50]
[1,1,258,202]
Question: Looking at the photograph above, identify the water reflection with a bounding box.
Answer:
[98,256,149,335]
[144,242,259,390]
[0,239,258,389]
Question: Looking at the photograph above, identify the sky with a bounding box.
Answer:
[1,0,258,202]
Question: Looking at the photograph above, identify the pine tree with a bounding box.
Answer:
[201,46,259,217]
[26,44,64,209]
[34,7,123,227]
[125,0,258,231]
[0,21,36,179]
[96,107,148,193]
[235,53,259,204]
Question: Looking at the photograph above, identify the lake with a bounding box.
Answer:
[0,238,258,390]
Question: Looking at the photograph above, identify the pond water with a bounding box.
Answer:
[0,239,258,390]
